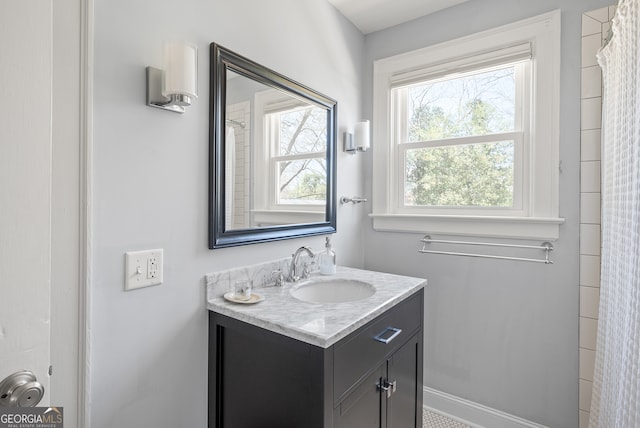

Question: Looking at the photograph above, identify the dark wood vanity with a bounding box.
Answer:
[208,289,424,428]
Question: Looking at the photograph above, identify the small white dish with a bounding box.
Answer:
[223,292,265,304]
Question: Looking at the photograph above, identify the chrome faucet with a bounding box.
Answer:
[288,246,315,282]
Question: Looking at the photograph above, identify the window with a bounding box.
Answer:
[266,104,327,206]
[253,88,327,226]
[395,62,526,213]
[371,10,564,239]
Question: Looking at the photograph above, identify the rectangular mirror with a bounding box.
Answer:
[209,43,337,248]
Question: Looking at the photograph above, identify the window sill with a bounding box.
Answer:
[253,210,324,226]
[369,213,564,240]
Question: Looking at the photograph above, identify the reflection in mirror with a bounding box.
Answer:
[210,43,337,248]
[225,72,328,230]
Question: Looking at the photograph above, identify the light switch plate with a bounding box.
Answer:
[125,248,163,291]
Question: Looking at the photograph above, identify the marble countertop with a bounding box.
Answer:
[206,266,426,348]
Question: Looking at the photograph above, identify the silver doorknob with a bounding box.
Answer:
[0,370,44,407]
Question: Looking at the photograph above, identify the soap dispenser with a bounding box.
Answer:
[318,236,337,275]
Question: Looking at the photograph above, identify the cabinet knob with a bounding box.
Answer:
[377,379,397,398]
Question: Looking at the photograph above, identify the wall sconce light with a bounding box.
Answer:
[344,120,370,154]
[146,42,198,114]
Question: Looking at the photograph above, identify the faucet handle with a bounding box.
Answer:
[271,269,285,287]
[302,260,316,279]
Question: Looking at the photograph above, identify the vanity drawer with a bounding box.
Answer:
[333,290,423,403]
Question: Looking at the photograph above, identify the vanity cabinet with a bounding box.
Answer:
[208,289,423,428]
[334,333,421,428]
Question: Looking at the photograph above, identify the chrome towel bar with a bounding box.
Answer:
[340,196,368,204]
[225,118,245,128]
[419,235,554,264]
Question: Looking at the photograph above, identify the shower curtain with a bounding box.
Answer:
[590,0,640,426]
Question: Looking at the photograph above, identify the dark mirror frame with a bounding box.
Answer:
[209,43,337,249]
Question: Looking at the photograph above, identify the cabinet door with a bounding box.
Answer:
[334,365,385,428]
[386,334,421,428]
[209,314,327,428]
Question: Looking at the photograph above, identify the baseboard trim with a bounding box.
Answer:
[423,386,548,428]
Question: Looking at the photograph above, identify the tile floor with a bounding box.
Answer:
[423,408,471,428]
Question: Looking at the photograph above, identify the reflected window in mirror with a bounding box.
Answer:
[253,89,327,228]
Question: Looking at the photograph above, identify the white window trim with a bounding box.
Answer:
[371,10,564,240]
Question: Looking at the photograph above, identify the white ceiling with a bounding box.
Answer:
[328,0,470,34]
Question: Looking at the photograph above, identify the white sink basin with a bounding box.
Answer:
[290,278,376,304]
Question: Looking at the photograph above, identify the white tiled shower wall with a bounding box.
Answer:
[579,6,615,427]
[227,102,251,229]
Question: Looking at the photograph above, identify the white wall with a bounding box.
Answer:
[91,0,364,426]
[361,1,610,427]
